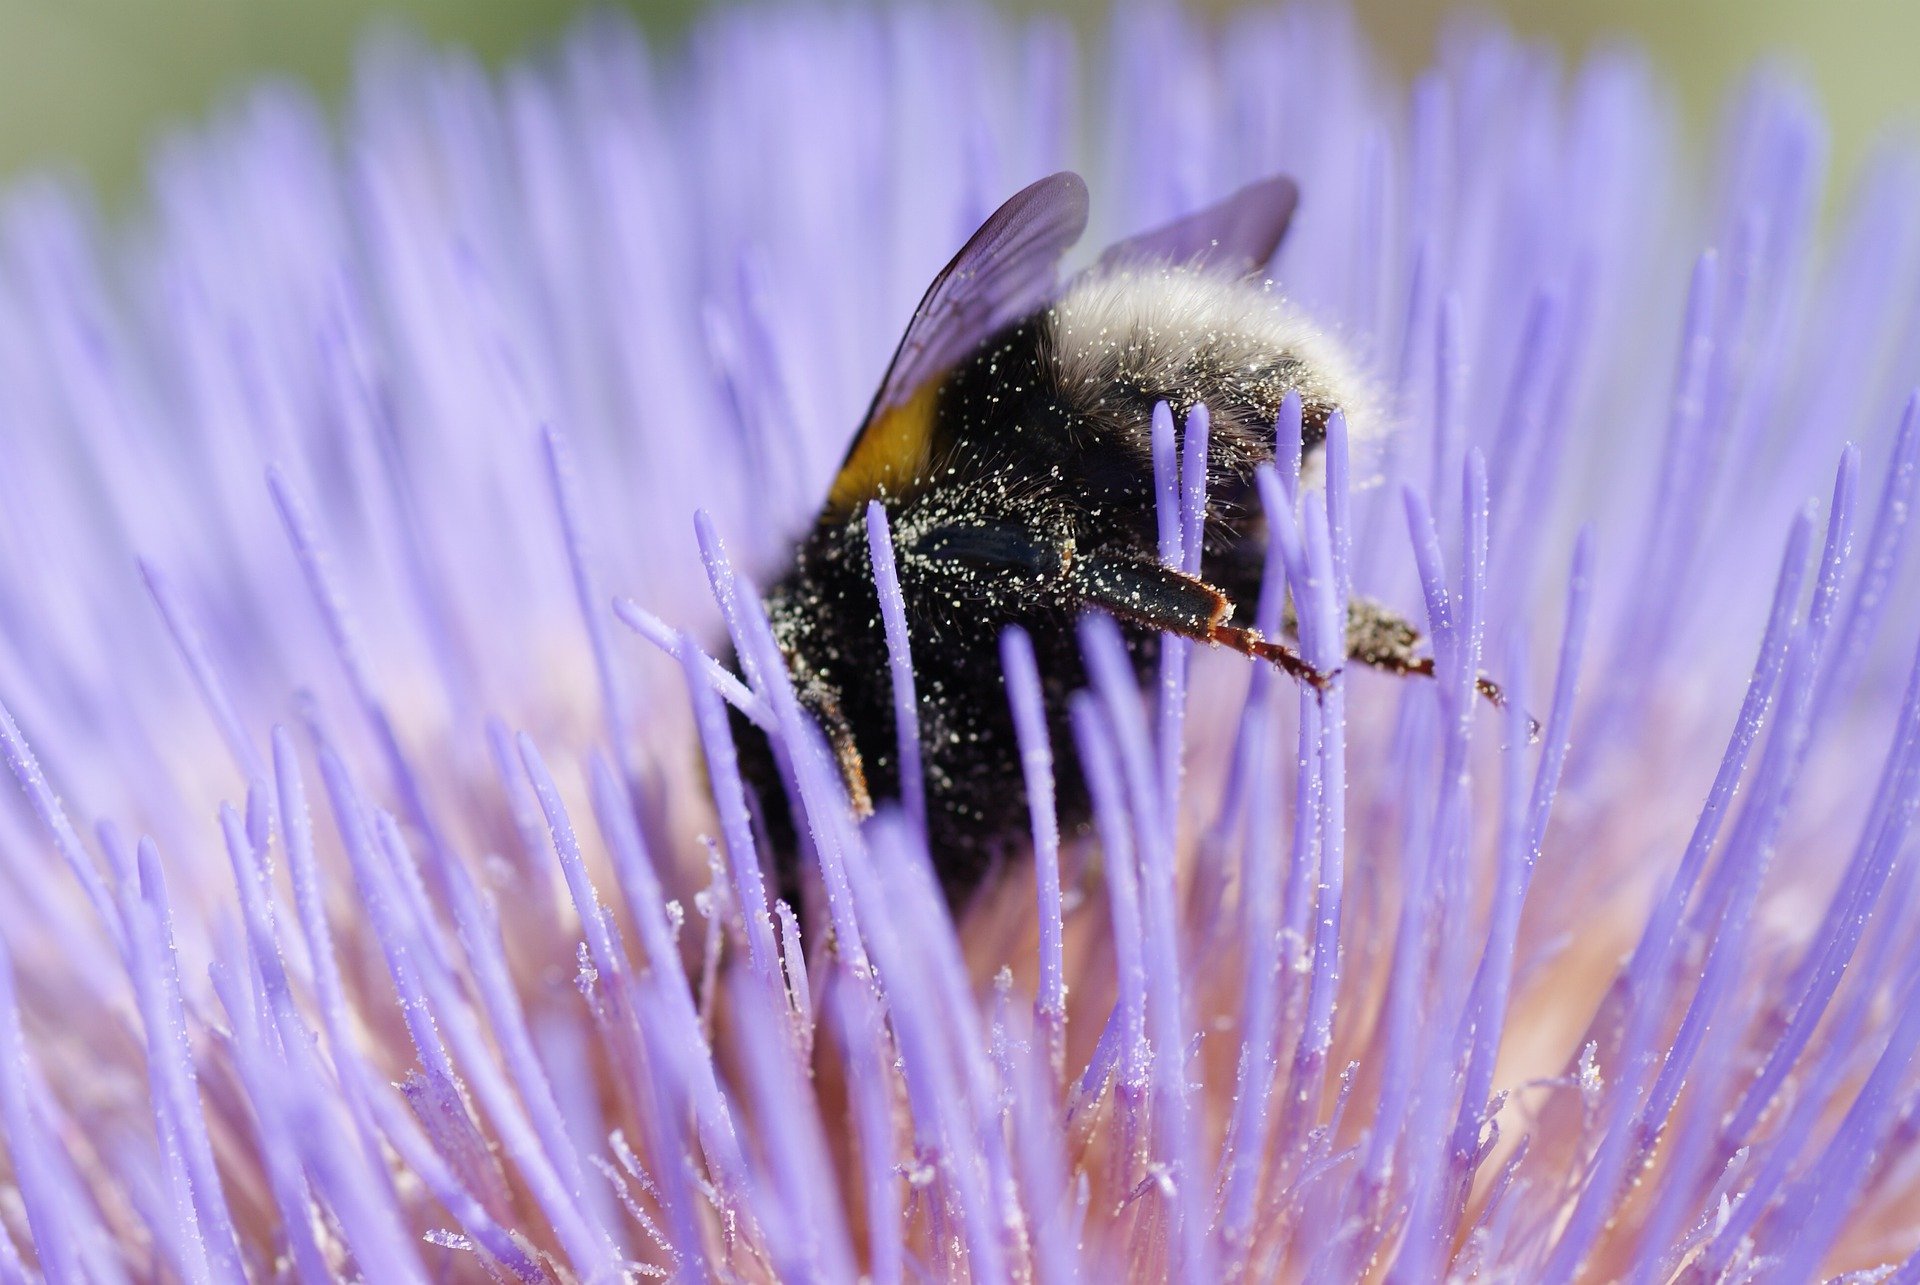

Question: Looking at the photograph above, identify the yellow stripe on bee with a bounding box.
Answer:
[826,380,942,517]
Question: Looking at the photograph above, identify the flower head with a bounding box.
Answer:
[0,5,1917,1281]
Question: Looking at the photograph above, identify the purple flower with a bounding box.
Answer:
[0,5,1917,1281]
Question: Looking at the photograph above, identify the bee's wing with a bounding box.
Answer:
[1095,174,1300,279]
[858,171,1091,425]
[826,172,1090,516]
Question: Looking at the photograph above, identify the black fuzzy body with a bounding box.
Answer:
[731,296,1341,909]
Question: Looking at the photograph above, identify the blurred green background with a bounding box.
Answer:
[0,0,1911,207]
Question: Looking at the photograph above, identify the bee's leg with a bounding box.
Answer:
[1344,596,1536,736]
[916,516,1335,692]
[1342,596,1427,679]
[1068,550,1332,689]
[784,654,873,817]
[813,685,874,818]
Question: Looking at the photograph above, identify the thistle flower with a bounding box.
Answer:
[0,4,1918,1281]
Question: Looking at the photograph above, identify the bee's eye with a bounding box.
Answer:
[914,523,1065,576]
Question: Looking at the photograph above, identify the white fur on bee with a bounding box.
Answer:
[1040,265,1378,490]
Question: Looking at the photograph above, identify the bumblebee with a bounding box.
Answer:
[734,171,1463,909]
